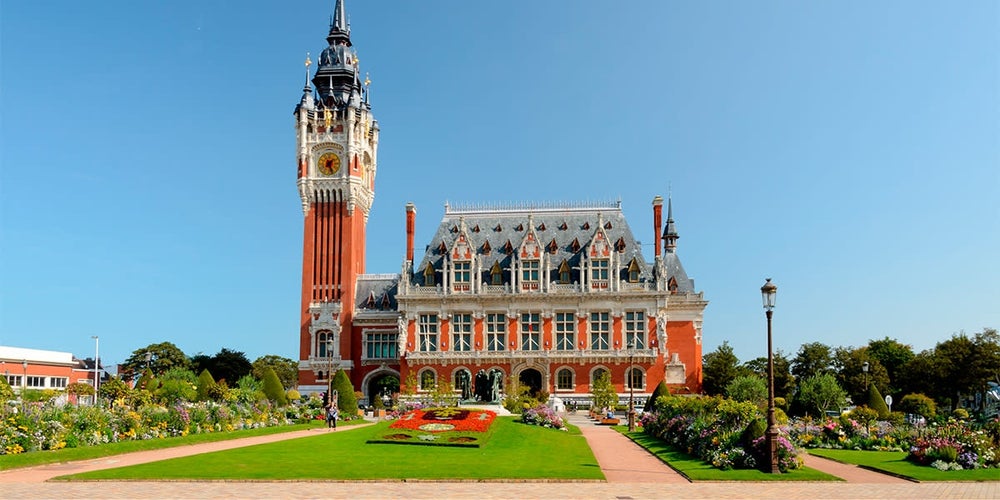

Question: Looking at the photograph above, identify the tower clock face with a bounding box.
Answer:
[317,152,341,176]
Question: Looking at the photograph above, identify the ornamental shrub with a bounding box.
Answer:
[261,367,288,405]
[196,369,216,402]
[331,369,357,416]
[645,381,670,414]
[866,384,890,419]
[898,393,936,420]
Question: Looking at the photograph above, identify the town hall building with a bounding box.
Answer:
[294,0,707,406]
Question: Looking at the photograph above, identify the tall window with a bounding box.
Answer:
[555,312,575,350]
[556,368,574,390]
[420,370,436,390]
[627,259,640,282]
[589,311,610,350]
[486,313,506,351]
[521,260,539,287]
[365,330,397,359]
[520,312,540,351]
[418,314,438,352]
[626,367,645,390]
[624,311,645,349]
[452,313,472,351]
[453,261,471,291]
[317,331,334,358]
[591,259,609,281]
[424,263,436,286]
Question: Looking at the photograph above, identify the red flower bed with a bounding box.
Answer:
[389,408,497,433]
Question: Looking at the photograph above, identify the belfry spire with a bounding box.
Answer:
[663,195,679,253]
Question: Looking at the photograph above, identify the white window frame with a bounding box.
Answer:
[452,313,472,352]
[624,310,645,349]
[486,313,506,351]
[520,312,540,351]
[555,312,575,350]
[590,311,610,350]
[419,313,439,352]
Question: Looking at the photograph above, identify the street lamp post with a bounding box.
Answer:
[92,336,100,406]
[22,359,28,413]
[327,339,334,407]
[760,278,780,473]
[862,361,870,392]
[627,340,636,432]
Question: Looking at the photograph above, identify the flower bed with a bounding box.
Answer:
[370,407,497,447]
[521,404,566,430]
[642,395,802,472]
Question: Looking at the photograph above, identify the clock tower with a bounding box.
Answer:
[294,0,379,390]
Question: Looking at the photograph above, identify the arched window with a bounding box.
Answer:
[419,369,436,391]
[317,331,334,358]
[590,367,608,387]
[626,367,645,390]
[556,368,574,391]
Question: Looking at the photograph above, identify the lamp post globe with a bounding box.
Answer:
[760,278,780,473]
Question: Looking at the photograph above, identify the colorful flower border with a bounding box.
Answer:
[389,408,496,434]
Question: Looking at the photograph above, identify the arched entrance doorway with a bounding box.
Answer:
[518,368,543,396]
[367,373,399,408]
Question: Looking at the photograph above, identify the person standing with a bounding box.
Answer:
[326,403,339,430]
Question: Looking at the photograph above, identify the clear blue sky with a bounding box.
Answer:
[2,1,997,371]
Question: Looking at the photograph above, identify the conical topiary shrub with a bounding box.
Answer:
[262,367,288,405]
[867,383,890,419]
[332,369,358,416]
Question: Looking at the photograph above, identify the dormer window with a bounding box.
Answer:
[570,238,581,253]
[503,240,514,255]
[668,276,679,293]
[558,260,571,284]
[453,260,471,292]
[490,262,503,285]
[515,223,524,231]
[521,259,540,290]
[548,238,559,254]
[627,258,640,283]
[615,237,627,252]
[591,259,609,289]
[424,263,436,286]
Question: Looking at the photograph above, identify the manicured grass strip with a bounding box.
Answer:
[807,448,1000,482]
[619,428,841,481]
[59,417,604,481]
[0,421,328,471]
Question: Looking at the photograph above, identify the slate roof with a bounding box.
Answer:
[355,274,400,311]
[411,201,695,290]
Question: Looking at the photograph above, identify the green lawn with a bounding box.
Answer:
[621,429,842,481]
[58,417,604,481]
[0,420,332,471]
[808,448,1000,482]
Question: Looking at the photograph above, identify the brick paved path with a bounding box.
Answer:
[1,416,996,499]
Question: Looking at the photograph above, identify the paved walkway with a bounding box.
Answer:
[0,416,996,499]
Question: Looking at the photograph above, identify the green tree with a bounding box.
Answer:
[252,355,298,389]
[204,348,252,386]
[154,367,197,404]
[196,369,216,402]
[702,341,741,396]
[590,371,617,411]
[120,342,191,380]
[833,347,889,406]
[725,375,767,406]
[791,342,834,381]
[798,373,847,417]
[332,369,358,416]
[866,337,914,394]
[261,367,288,405]
[898,393,936,420]
[134,368,160,392]
[98,375,130,402]
[232,374,264,404]
[0,375,14,402]
[742,350,795,401]
[931,329,1000,410]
